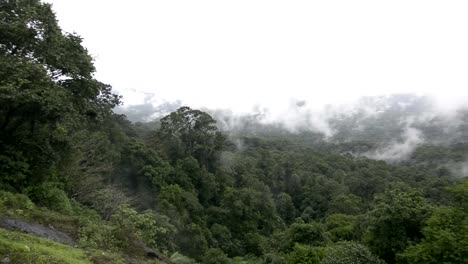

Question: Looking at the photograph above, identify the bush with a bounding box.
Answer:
[27,182,73,214]
[0,191,34,214]
[109,205,176,254]
[77,211,114,250]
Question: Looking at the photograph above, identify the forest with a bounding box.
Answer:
[0,1,467,264]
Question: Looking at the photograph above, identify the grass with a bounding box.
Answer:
[0,191,160,264]
[0,228,91,264]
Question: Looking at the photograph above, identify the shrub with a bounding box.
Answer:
[27,182,73,214]
[109,205,176,254]
[77,216,114,250]
[0,191,34,214]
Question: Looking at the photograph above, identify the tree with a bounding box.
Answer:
[220,187,278,236]
[202,248,231,264]
[399,180,468,264]
[321,242,385,264]
[365,189,431,264]
[276,192,297,225]
[328,194,363,215]
[157,106,225,170]
[210,223,234,254]
[0,0,120,190]
[301,174,344,219]
[325,214,356,242]
[285,244,323,264]
[176,223,210,259]
[158,184,204,226]
[286,222,328,249]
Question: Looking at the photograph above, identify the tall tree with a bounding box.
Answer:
[365,189,431,264]
[399,180,468,264]
[0,0,120,190]
[156,106,225,170]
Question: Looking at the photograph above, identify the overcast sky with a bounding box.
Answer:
[44,0,468,112]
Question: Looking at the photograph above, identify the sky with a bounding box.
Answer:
[44,0,468,113]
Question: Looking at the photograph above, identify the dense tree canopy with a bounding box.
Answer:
[0,1,467,263]
[0,0,120,192]
[156,106,225,170]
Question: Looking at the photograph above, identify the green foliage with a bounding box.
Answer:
[321,241,385,264]
[276,192,297,225]
[0,190,34,214]
[0,152,30,189]
[301,175,345,219]
[0,2,466,262]
[398,207,468,264]
[0,0,120,191]
[176,223,209,259]
[230,256,263,264]
[72,203,115,251]
[285,244,323,264]
[158,184,204,226]
[201,248,231,264]
[27,182,73,214]
[1,191,79,238]
[328,194,363,215]
[157,106,225,169]
[287,222,329,248]
[398,180,468,264]
[220,187,278,237]
[365,189,431,264]
[110,205,175,253]
[325,214,356,242]
[170,252,197,264]
[79,203,176,254]
[62,130,126,218]
[0,228,90,264]
[448,178,468,210]
[210,223,234,254]
[117,136,173,193]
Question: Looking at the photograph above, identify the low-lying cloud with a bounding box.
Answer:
[116,94,468,162]
[363,127,423,162]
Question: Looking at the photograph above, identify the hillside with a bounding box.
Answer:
[0,1,467,264]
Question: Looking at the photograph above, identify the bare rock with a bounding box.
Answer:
[0,216,75,245]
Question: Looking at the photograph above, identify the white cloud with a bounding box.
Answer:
[364,127,423,162]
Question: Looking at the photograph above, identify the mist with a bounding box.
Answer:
[363,127,423,162]
[4,1,468,262]
[117,94,468,163]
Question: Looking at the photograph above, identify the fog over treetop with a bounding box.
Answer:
[117,94,468,164]
[3,1,467,262]
[118,94,468,134]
